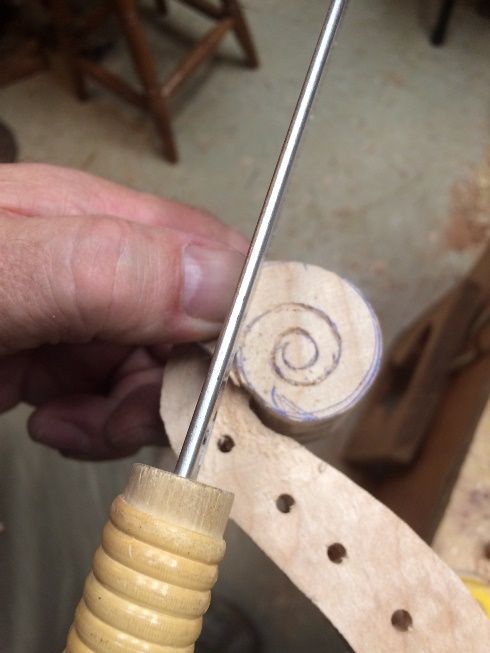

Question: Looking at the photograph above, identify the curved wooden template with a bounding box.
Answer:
[161,348,490,653]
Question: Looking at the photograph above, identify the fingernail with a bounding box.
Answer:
[30,420,91,454]
[183,245,244,322]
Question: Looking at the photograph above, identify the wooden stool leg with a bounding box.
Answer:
[223,0,259,68]
[113,0,178,162]
[155,0,168,14]
[48,0,88,100]
[430,0,457,46]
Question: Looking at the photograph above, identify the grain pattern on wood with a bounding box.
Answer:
[232,261,381,437]
[161,348,490,653]
[65,465,233,653]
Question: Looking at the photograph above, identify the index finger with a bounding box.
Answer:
[0,163,248,253]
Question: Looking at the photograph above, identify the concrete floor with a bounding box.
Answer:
[0,0,489,651]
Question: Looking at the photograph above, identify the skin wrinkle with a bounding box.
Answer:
[0,224,48,351]
[67,217,186,343]
[35,218,94,346]
[49,219,86,341]
[148,256,180,343]
[4,219,86,349]
[105,222,153,341]
[99,222,166,341]
[112,222,149,341]
[102,219,126,339]
[0,163,247,459]
[0,206,34,218]
[71,216,130,339]
[104,224,184,343]
[41,234,70,344]
[140,230,180,341]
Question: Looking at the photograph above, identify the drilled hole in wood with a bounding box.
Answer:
[391,609,413,632]
[484,541,490,559]
[276,494,295,513]
[217,435,235,453]
[327,542,347,563]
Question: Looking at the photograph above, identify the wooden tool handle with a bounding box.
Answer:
[64,464,233,653]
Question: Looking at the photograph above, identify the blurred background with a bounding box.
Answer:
[0,1,489,651]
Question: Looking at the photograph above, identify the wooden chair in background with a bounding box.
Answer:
[431,0,490,46]
[47,0,259,162]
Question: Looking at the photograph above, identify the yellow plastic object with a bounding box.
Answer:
[462,576,490,618]
[65,465,233,652]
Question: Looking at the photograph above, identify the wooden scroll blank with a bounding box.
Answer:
[232,261,381,438]
[161,348,490,653]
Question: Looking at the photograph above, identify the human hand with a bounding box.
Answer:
[0,164,247,459]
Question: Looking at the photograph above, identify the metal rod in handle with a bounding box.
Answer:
[174,0,348,479]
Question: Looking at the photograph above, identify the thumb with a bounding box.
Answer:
[0,214,245,353]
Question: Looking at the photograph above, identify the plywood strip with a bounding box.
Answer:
[161,349,490,653]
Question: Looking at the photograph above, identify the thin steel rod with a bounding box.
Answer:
[175,0,348,478]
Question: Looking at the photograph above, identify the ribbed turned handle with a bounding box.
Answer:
[65,465,233,653]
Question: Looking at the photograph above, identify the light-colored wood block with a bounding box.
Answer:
[65,465,233,653]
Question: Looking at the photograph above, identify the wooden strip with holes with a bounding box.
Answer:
[161,347,490,653]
